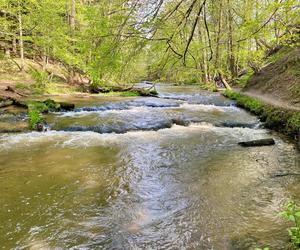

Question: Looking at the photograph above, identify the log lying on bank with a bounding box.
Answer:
[5,86,28,97]
[0,96,28,109]
[0,100,14,108]
[238,138,275,147]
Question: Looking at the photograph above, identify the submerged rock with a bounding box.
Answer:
[171,118,191,126]
[36,122,49,132]
[57,116,193,134]
[218,121,258,129]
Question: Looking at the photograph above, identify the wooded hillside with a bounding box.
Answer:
[0,0,299,87]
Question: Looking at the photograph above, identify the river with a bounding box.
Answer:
[0,84,299,249]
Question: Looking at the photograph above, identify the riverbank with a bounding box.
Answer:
[223,90,300,142]
[243,47,300,110]
[223,47,300,143]
[0,57,159,131]
[0,58,157,102]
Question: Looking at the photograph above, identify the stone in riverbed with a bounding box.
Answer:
[238,138,275,147]
[59,102,75,111]
[171,118,191,126]
[36,122,49,132]
[42,99,75,111]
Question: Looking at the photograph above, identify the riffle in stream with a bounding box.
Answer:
[0,85,299,249]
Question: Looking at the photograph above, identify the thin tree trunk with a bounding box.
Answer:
[12,37,17,54]
[198,23,209,83]
[3,10,10,58]
[5,47,11,58]
[42,48,48,71]
[227,0,236,78]
[69,0,76,32]
[214,0,223,72]
[18,11,24,71]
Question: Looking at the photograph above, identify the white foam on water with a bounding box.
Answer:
[58,106,153,118]
[0,131,117,151]
[58,110,95,117]
[0,122,270,151]
[179,103,239,112]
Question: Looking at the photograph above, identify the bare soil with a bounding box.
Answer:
[243,47,300,111]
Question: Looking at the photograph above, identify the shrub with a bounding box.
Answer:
[29,68,49,94]
[28,102,49,113]
[27,99,62,130]
[28,110,42,129]
[280,200,300,249]
[287,112,300,136]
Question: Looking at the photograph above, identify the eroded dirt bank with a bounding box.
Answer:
[243,47,300,111]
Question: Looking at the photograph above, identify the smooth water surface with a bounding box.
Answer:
[0,85,299,249]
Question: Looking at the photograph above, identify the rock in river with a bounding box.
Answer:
[238,138,275,147]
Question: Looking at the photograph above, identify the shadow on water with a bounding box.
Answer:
[0,84,299,249]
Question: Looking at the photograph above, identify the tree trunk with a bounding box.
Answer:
[42,48,48,71]
[18,11,24,71]
[227,0,236,78]
[12,37,17,54]
[214,0,223,72]
[69,0,76,32]
[4,46,10,58]
[198,22,210,83]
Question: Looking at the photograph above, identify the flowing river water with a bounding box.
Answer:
[0,85,300,249]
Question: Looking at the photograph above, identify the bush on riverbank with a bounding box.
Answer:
[28,109,42,129]
[223,90,300,139]
[27,99,74,130]
[27,102,49,129]
[280,200,300,249]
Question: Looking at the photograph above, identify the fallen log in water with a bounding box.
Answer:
[238,138,275,147]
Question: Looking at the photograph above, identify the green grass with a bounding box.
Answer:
[99,91,141,97]
[266,46,293,64]
[236,70,254,87]
[199,83,218,92]
[224,90,300,138]
[45,82,78,94]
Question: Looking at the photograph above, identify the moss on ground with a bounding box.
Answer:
[199,83,218,92]
[224,90,300,139]
[235,70,255,87]
[96,91,140,97]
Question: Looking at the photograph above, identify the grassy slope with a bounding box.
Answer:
[0,58,78,96]
[0,58,144,98]
[224,90,300,139]
[243,47,300,109]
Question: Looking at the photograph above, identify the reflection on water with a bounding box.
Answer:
[0,85,299,249]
